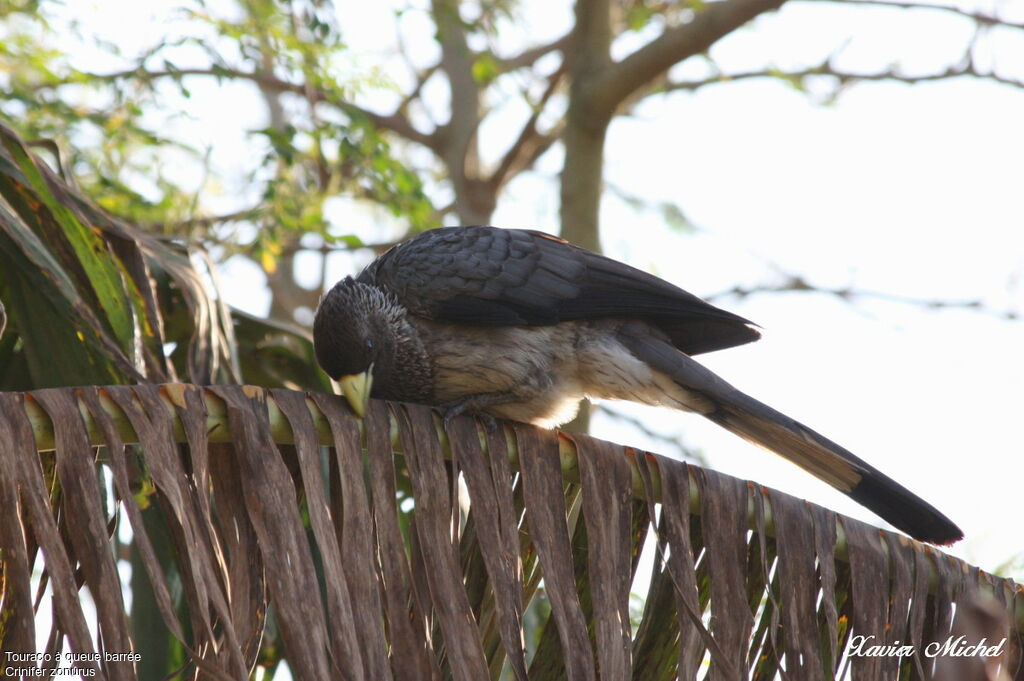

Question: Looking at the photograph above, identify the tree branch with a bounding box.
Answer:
[663,62,1024,93]
[145,206,265,231]
[432,0,491,223]
[493,33,572,73]
[318,239,406,256]
[43,65,441,150]
[705,275,1021,321]
[397,63,439,118]
[803,0,1024,31]
[488,67,567,192]
[594,0,788,115]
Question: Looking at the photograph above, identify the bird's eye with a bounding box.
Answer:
[364,338,374,353]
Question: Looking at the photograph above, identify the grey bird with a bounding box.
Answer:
[313,225,962,545]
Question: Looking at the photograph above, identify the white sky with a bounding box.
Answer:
[23,0,1024,661]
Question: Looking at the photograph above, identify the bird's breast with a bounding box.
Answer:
[411,319,586,427]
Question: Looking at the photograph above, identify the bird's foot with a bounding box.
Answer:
[439,399,470,431]
[476,412,500,434]
[438,394,507,433]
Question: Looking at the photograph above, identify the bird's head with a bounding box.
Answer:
[313,276,399,417]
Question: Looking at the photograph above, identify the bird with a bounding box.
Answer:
[312,225,962,545]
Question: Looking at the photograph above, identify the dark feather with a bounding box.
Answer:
[617,327,963,545]
[360,226,758,355]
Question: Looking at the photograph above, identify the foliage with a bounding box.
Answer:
[0,120,328,392]
[0,0,435,310]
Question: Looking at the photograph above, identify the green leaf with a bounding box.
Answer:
[660,202,693,234]
[626,5,654,31]
[472,54,500,85]
[0,124,137,357]
[0,203,129,386]
[231,309,332,392]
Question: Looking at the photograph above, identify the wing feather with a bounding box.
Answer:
[360,226,760,355]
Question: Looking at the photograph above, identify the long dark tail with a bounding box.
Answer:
[620,331,963,545]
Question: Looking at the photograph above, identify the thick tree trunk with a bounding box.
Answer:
[560,117,609,252]
[559,0,613,253]
[433,0,495,225]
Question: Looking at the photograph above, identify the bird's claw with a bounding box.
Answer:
[441,402,466,432]
[439,399,500,434]
[476,412,500,434]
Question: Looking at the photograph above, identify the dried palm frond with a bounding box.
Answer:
[2,384,1020,681]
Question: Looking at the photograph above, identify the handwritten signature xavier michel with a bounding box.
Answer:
[848,634,1007,659]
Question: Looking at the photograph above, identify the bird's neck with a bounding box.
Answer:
[374,305,434,403]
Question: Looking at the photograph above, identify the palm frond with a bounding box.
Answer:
[2,384,1020,680]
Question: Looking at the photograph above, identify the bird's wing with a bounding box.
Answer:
[360,226,761,355]
[617,326,963,544]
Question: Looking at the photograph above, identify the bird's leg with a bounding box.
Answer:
[475,412,501,433]
[438,391,516,432]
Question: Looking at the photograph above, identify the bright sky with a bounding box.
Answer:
[32,0,1024,652]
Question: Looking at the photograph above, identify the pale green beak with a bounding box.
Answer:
[339,367,373,417]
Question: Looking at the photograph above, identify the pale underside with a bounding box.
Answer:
[413,318,713,428]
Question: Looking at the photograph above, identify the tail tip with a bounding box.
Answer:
[848,474,963,545]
